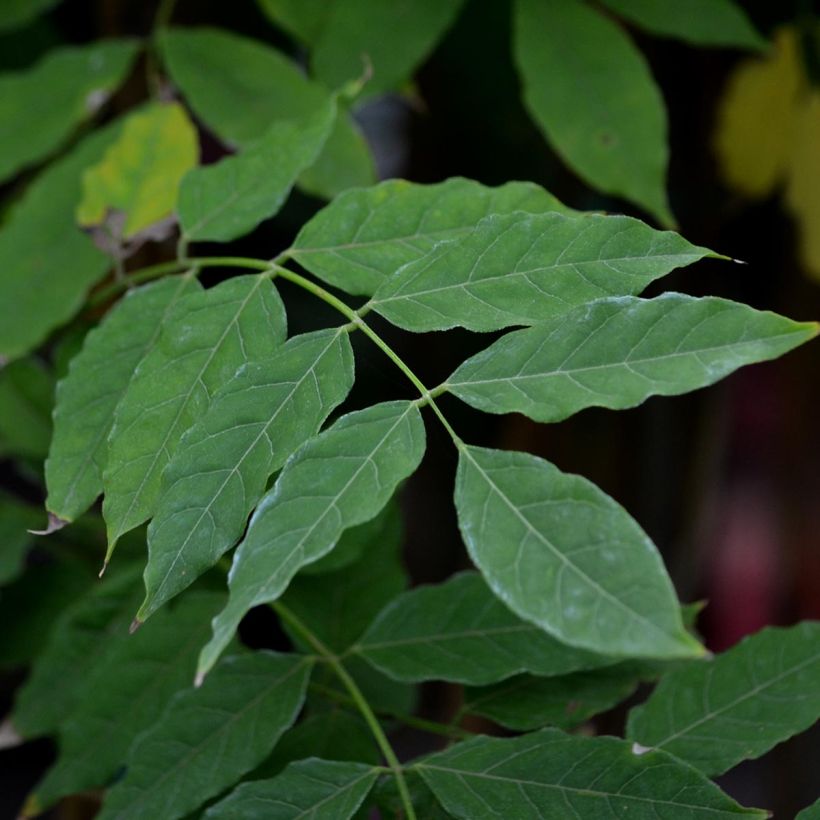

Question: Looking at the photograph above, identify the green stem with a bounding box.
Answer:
[274,601,417,820]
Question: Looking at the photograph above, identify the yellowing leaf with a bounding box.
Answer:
[785,92,820,279]
[76,102,198,239]
[713,28,802,198]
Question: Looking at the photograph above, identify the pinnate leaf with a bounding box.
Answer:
[455,445,702,659]
[46,274,201,523]
[139,328,354,622]
[0,39,138,183]
[290,177,572,296]
[627,622,820,775]
[205,758,379,820]
[447,294,818,422]
[102,274,286,551]
[76,102,198,238]
[353,571,614,685]
[97,652,312,820]
[514,0,671,223]
[198,400,426,680]
[369,212,713,332]
[179,99,336,242]
[416,728,766,818]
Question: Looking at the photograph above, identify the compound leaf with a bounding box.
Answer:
[46,274,201,523]
[514,0,671,223]
[0,39,138,183]
[627,622,820,775]
[102,274,286,552]
[205,758,379,820]
[139,328,354,623]
[197,400,426,681]
[353,571,614,685]
[369,212,713,332]
[97,652,312,820]
[179,99,336,242]
[447,294,818,422]
[416,728,766,819]
[455,445,702,659]
[290,177,572,296]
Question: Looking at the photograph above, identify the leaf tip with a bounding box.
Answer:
[129,617,143,635]
[28,512,69,536]
[20,794,40,819]
[194,669,205,688]
[631,741,652,756]
[0,719,23,750]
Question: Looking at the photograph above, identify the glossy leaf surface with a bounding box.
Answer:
[46,274,201,522]
[205,759,379,820]
[198,401,426,679]
[139,328,354,622]
[455,445,702,659]
[370,212,713,332]
[98,652,312,820]
[0,40,137,183]
[514,0,670,222]
[627,622,820,775]
[448,294,818,422]
[417,729,766,819]
[291,177,571,296]
[353,571,614,685]
[102,274,286,550]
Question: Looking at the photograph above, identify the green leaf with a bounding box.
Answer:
[416,728,766,819]
[256,0,332,44]
[290,177,572,296]
[198,400,427,681]
[797,799,820,820]
[0,39,138,183]
[76,102,198,239]
[102,274,286,552]
[179,99,336,242]
[0,117,126,361]
[369,212,713,332]
[29,591,225,812]
[0,357,53,459]
[138,328,354,622]
[46,274,201,523]
[627,622,820,776]
[204,759,379,820]
[463,664,644,731]
[0,0,60,32]
[281,502,407,652]
[352,571,614,685]
[447,294,819,422]
[455,445,702,659]
[160,27,374,199]
[97,652,312,820]
[514,0,671,223]
[11,566,142,738]
[312,0,465,97]
[0,495,40,585]
[598,0,765,49]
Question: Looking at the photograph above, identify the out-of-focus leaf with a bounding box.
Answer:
[627,622,820,776]
[290,178,572,296]
[0,357,53,459]
[102,274,286,553]
[179,99,335,242]
[76,102,198,239]
[139,328,354,623]
[416,729,766,818]
[0,0,61,33]
[370,212,714,332]
[598,0,764,49]
[796,799,820,820]
[46,274,201,523]
[514,0,670,223]
[447,294,818,422]
[0,39,138,183]
[455,445,703,659]
[352,571,614,685]
[197,401,426,681]
[97,652,312,820]
[0,495,40,585]
[256,0,331,44]
[313,0,465,97]
[205,759,379,820]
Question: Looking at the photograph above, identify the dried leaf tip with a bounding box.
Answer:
[28,512,68,536]
[129,617,142,635]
